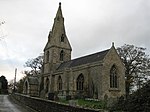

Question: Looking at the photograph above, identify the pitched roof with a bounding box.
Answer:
[57,49,109,70]
[27,77,39,85]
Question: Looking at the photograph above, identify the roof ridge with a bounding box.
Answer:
[71,49,110,61]
[57,49,110,70]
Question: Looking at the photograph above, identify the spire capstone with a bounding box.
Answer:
[112,42,115,47]
[59,2,61,6]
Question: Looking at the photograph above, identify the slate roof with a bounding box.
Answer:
[57,49,109,70]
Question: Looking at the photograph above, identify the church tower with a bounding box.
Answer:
[43,3,72,74]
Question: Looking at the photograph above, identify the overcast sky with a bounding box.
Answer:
[0,0,150,82]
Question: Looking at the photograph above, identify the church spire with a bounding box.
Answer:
[45,2,71,49]
[51,2,65,36]
[55,2,63,20]
[44,2,72,66]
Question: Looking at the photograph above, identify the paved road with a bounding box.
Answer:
[0,95,33,112]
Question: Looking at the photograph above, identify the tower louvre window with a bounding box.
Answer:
[60,50,64,61]
[46,51,49,62]
[110,65,118,88]
[61,34,64,42]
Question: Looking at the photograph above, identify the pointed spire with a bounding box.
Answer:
[51,2,65,34]
[55,2,63,20]
[45,2,72,52]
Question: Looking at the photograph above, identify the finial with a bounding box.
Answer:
[59,2,61,6]
[112,42,114,47]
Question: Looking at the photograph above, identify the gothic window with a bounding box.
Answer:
[77,74,84,90]
[25,81,28,95]
[46,51,49,62]
[58,76,62,90]
[45,78,49,93]
[91,81,95,98]
[60,50,64,61]
[110,65,118,88]
[61,34,64,42]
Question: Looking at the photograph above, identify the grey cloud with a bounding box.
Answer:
[0,0,150,81]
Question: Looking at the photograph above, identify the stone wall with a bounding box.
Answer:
[102,46,125,99]
[12,93,102,112]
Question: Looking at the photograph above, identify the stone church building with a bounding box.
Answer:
[23,3,125,100]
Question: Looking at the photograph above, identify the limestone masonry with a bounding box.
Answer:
[23,3,125,101]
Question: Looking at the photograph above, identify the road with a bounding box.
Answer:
[0,95,34,112]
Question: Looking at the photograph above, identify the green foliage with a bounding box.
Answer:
[77,99,107,109]
[23,54,43,76]
[117,44,150,96]
[58,98,107,109]
[16,77,26,93]
[111,80,150,112]
[58,98,69,104]
[0,75,8,94]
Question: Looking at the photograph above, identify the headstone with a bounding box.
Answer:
[48,93,55,100]
[69,100,77,107]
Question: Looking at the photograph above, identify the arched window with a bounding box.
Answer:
[45,78,49,93]
[60,50,64,61]
[77,74,84,90]
[57,76,62,90]
[46,51,49,62]
[110,65,118,88]
[61,34,64,42]
[25,81,28,94]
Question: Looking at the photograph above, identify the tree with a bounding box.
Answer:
[111,80,150,112]
[0,75,8,94]
[16,77,26,93]
[24,54,43,76]
[117,44,150,96]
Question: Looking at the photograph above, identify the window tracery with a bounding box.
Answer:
[110,65,118,88]
[77,74,84,90]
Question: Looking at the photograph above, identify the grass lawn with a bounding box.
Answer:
[58,98,107,109]
[77,99,107,109]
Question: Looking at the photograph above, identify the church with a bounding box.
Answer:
[23,3,125,101]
